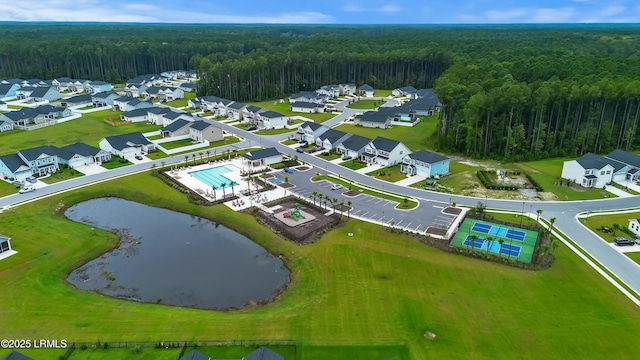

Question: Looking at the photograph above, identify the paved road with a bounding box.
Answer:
[3,99,640,301]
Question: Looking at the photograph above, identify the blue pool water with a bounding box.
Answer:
[189,166,234,189]
[269,176,285,184]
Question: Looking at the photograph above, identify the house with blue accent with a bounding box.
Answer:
[401,150,449,178]
[0,153,32,181]
[605,149,640,182]
[361,137,411,167]
[88,81,113,94]
[561,152,628,188]
[0,83,20,99]
[0,119,13,132]
[19,86,62,102]
[17,145,60,176]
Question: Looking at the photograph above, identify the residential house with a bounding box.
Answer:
[0,83,20,99]
[14,87,36,100]
[227,101,246,120]
[288,91,326,104]
[0,100,6,111]
[628,219,640,237]
[146,107,174,125]
[361,136,411,167]
[120,108,151,123]
[32,105,72,123]
[179,83,199,92]
[0,109,37,126]
[241,147,283,167]
[161,70,187,80]
[392,85,418,97]
[243,346,284,360]
[358,84,374,97]
[1,79,24,85]
[51,77,74,91]
[124,83,148,98]
[57,142,111,168]
[179,350,209,360]
[395,91,441,117]
[400,150,449,178]
[161,110,193,127]
[187,98,202,110]
[189,120,224,143]
[68,79,90,92]
[91,92,120,108]
[160,119,192,137]
[290,101,324,113]
[158,87,184,102]
[0,350,33,360]
[99,132,155,158]
[0,153,32,181]
[0,234,15,261]
[354,108,394,128]
[17,145,60,176]
[256,111,288,129]
[112,96,153,112]
[199,96,234,116]
[317,84,340,98]
[88,81,113,94]
[560,152,628,188]
[0,120,13,132]
[315,129,351,150]
[17,86,61,102]
[339,83,356,96]
[242,105,264,124]
[141,87,162,99]
[605,149,640,182]
[297,121,329,143]
[61,94,93,108]
[127,74,163,87]
[335,134,372,159]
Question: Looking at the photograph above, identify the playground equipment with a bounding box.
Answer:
[285,202,306,222]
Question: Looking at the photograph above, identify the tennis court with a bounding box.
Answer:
[451,218,538,263]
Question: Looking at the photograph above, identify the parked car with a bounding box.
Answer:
[298,139,307,144]
[635,239,640,245]
[283,167,294,173]
[342,156,352,161]
[614,238,635,246]
[296,147,305,153]
[25,176,37,184]
[19,186,35,194]
[246,126,257,131]
[331,184,343,191]
[135,155,143,160]
[11,180,23,186]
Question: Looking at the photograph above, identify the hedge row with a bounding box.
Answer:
[476,171,518,191]
[525,173,544,192]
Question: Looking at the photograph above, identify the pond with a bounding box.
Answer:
[65,197,290,310]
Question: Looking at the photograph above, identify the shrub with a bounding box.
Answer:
[525,173,544,192]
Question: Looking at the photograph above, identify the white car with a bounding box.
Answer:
[331,184,343,191]
[19,186,35,194]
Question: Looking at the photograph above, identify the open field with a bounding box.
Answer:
[366,165,407,183]
[1,171,640,359]
[345,99,384,109]
[373,89,393,97]
[255,128,296,135]
[101,158,133,169]
[0,180,19,197]
[247,99,336,122]
[39,167,85,184]
[160,138,194,150]
[340,160,367,171]
[0,110,161,155]
[335,115,438,152]
[165,91,197,108]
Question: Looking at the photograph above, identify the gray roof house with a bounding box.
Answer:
[315,129,351,150]
[61,93,93,107]
[179,350,209,360]
[30,86,62,102]
[297,120,330,143]
[0,350,34,360]
[241,147,283,167]
[606,149,640,171]
[361,136,412,166]
[290,101,324,113]
[17,145,60,176]
[120,108,151,123]
[189,120,224,143]
[161,119,192,137]
[57,142,112,168]
[0,119,13,132]
[561,152,630,188]
[335,134,372,158]
[227,101,247,120]
[99,132,155,158]
[358,84,374,97]
[243,346,284,360]
[92,92,120,107]
[392,85,418,97]
[0,153,32,181]
[354,109,393,128]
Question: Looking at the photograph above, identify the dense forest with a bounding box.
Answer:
[2,23,640,158]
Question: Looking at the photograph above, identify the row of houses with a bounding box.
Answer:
[561,149,640,188]
[0,78,113,100]
[188,96,290,129]
[125,73,197,97]
[297,121,449,177]
[352,97,441,129]
[0,105,73,131]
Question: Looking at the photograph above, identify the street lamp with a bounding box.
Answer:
[520,202,525,226]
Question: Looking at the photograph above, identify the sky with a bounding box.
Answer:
[0,0,639,24]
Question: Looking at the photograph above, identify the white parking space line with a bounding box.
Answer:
[375,199,383,204]
[432,205,444,209]
[405,222,412,228]
[361,211,369,217]
[414,224,423,231]
[386,218,395,225]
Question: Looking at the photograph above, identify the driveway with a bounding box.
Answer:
[76,163,108,175]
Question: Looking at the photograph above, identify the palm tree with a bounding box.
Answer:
[613,223,621,236]
[549,217,556,233]
[340,200,344,216]
[536,209,543,224]
[332,198,338,214]
[323,196,328,210]
[211,185,217,199]
[311,191,318,206]
[230,181,236,195]
[485,236,494,254]
[498,239,504,257]
[244,177,251,192]
[184,155,189,166]
[220,182,226,198]
[469,234,477,251]
[199,152,204,162]
[191,153,196,164]
[347,201,352,218]
[206,150,211,161]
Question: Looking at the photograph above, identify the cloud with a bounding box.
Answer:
[380,5,403,14]
[343,3,402,14]
[484,8,527,22]
[530,7,576,22]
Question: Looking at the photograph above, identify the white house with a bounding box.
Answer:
[400,150,450,178]
[340,83,356,96]
[297,121,329,143]
[92,92,120,108]
[392,86,418,97]
[361,136,411,167]
[315,129,351,150]
[335,134,372,159]
[317,84,340,98]
[58,142,111,168]
[358,84,374,98]
[0,153,32,181]
[160,119,192,137]
[354,109,394,128]
[605,149,640,182]
[290,101,324,113]
[240,147,283,168]
[0,120,13,132]
[124,84,148,98]
[99,132,155,158]
[0,234,16,261]
[120,108,150,123]
[0,100,7,111]
[227,102,246,120]
[256,111,288,129]
[242,106,264,124]
[289,91,326,104]
[629,219,640,237]
[161,110,193,127]
[561,152,628,188]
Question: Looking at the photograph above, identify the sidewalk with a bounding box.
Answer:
[615,180,640,193]
[394,175,425,187]
[605,185,634,198]
[356,164,382,174]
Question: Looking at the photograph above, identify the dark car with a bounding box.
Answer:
[341,156,352,161]
[246,126,257,131]
[296,147,305,153]
[135,155,143,160]
[25,176,37,184]
[298,139,307,144]
[614,238,635,246]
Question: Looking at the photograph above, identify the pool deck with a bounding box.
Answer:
[165,158,302,212]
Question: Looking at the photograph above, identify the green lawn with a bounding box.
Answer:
[2,171,640,359]
[247,99,336,122]
[281,139,299,146]
[160,138,195,150]
[611,182,640,195]
[513,159,614,201]
[254,128,296,135]
[335,115,438,152]
[146,137,242,160]
[39,167,84,184]
[316,151,342,161]
[410,161,480,194]
[373,89,393,97]
[581,211,640,243]
[101,158,133,169]
[147,135,163,140]
[165,92,196,108]
[0,180,19,197]
[625,252,640,265]
[366,165,407,183]
[339,160,367,170]
[0,110,161,155]
[67,347,181,359]
[345,100,385,110]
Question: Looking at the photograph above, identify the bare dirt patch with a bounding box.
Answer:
[343,190,361,197]
[278,183,295,189]
[426,227,447,236]
[295,166,311,171]
[443,207,462,215]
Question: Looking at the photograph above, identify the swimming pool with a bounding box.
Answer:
[189,166,234,189]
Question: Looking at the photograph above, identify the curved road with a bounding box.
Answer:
[2,97,639,301]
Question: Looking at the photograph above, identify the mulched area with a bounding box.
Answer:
[295,166,311,171]
[278,183,295,188]
[425,227,447,236]
[254,199,342,244]
[443,207,462,215]
[261,174,274,179]
[332,204,352,212]
[342,190,361,197]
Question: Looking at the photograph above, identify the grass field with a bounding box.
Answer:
[281,139,298,146]
[335,115,438,152]
[625,252,640,265]
[340,160,367,170]
[0,180,19,197]
[345,100,384,109]
[255,128,296,135]
[165,92,196,108]
[2,171,640,359]
[247,99,336,122]
[0,110,161,155]
[316,151,341,161]
[146,137,242,160]
[372,89,393,97]
[160,138,195,150]
[101,158,133,169]
[39,167,85,184]
[581,211,640,243]
[366,165,407,183]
